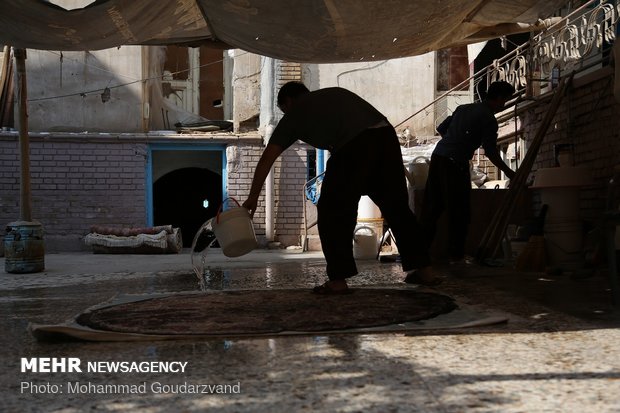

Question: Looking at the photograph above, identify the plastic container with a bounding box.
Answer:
[4,221,45,273]
[212,198,258,257]
[357,196,381,220]
[544,220,584,268]
[353,225,377,260]
[409,156,430,189]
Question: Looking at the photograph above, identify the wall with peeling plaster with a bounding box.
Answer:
[303,53,437,136]
[25,47,144,133]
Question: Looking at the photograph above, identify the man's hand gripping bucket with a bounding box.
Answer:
[212,197,258,257]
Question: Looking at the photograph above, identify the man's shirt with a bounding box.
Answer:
[433,102,499,162]
[269,87,387,152]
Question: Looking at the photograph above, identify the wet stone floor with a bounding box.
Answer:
[1,251,620,413]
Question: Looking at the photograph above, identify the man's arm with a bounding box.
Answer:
[242,143,285,216]
[485,149,516,180]
[480,115,516,180]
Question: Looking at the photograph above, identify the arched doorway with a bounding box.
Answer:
[153,167,222,246]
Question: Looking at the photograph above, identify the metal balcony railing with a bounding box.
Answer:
[395,0,619,138]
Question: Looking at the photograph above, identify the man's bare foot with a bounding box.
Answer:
[404,266,442,286]
[312,279,352,295]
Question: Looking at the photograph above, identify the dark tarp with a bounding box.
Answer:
[0,0,568,62]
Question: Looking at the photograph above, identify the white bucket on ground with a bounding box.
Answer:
[356,218,384,251]
[353,225,377,260]
[544,219,584,268]
[212,200,258,257]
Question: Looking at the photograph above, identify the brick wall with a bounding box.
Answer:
[0,136,146,252]
[275,61,305,245]
[226,140,310,247]
[521,68,620,223]
[1,135,310,253]
[225,143,265,233]
[275,144,310,245]
[278,62,302,87]
[226,60,307,247]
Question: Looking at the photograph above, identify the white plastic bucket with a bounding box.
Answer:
[409,156,430,189]
[353,225,377,260]
[544,220,584,268]
[212,198,258,257]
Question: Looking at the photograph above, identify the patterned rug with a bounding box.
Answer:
[74,288,457,335]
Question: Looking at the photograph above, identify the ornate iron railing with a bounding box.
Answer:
[397,0,618,134]
[487,0,618,97]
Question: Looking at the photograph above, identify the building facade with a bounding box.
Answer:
[0,43,449,253]
[3,0,617,257]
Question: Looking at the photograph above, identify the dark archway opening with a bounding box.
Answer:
[153,167,222,247]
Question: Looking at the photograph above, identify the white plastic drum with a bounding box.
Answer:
[357,196,381,220]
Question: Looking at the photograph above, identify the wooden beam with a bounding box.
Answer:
[476,74,573,262]
[14,48,32,222]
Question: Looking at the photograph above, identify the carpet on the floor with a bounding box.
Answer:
[29,287,508,342]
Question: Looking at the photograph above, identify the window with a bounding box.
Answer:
[436,46,469,91]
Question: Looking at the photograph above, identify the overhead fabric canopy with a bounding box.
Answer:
[0,0,568,62]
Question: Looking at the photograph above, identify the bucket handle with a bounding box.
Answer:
[354,225,376,237]
[215,197,242,224]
